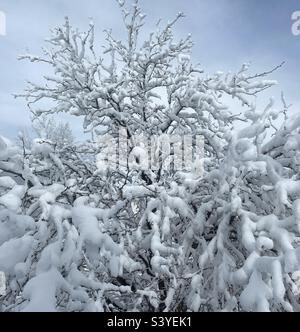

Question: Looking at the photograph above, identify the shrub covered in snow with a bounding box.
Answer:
[1,0,300,312]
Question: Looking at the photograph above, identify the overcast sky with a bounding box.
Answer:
[0,0,300,140]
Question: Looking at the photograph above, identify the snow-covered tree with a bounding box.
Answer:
[33,115,74,149]
[1,0,300,312]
